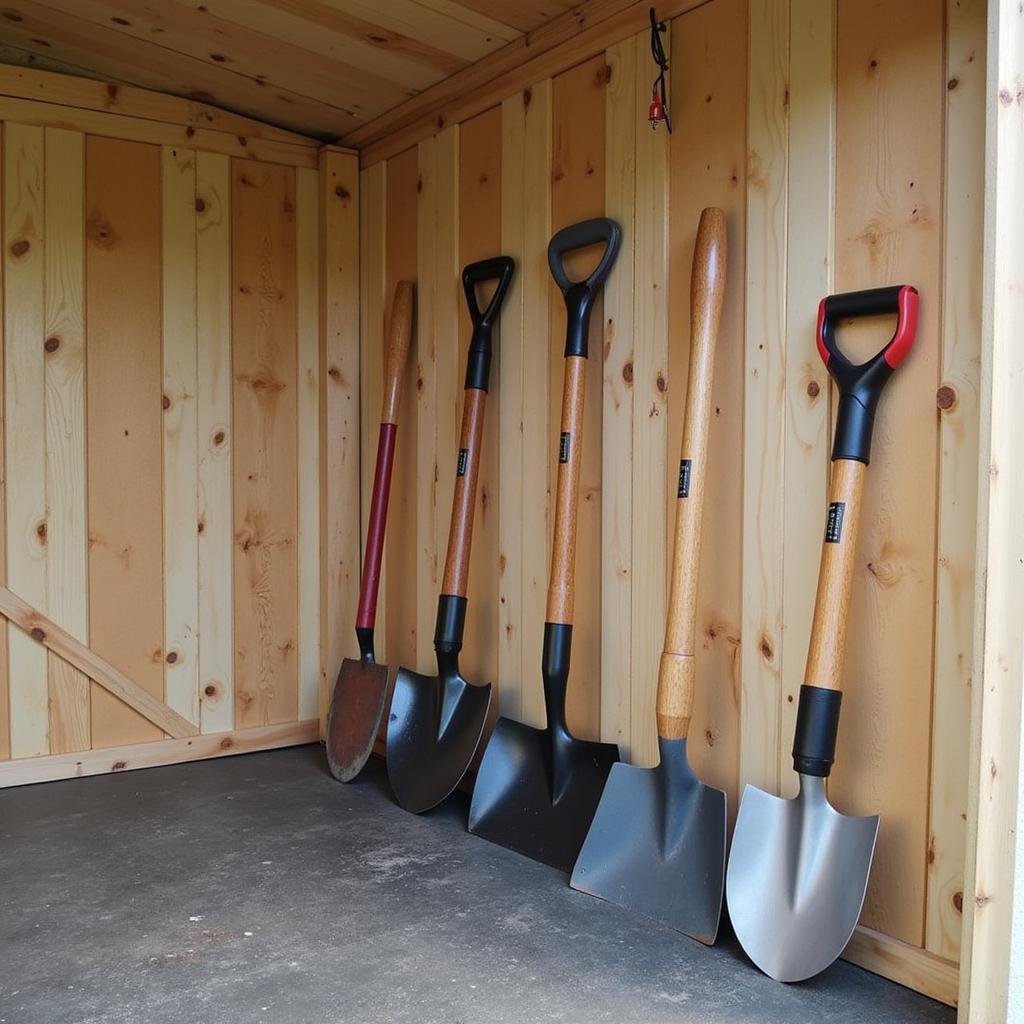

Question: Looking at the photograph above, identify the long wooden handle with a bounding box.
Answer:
[656,208,727,741]
[545,355,586,625]
[381,280,414,426]
[803,458,865,691]
[441,387,488,597]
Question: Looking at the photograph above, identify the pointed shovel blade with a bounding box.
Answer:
[386,666,491,813]
[468,716,619,872]
[570,738,727,944]
[726,777,879,982]
[325,658,390,783]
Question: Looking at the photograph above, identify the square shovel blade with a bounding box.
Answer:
[325,658,389,783]
[468,716,619,872]
[570,738,727,945]
[726,777,879,982]
[386,666,491,814]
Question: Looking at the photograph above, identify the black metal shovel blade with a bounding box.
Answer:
[468,717,619,872]
[386,666,491,813]
[325,658,389,783]
[570,737,727,944]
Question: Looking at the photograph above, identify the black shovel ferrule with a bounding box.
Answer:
[547,217,622,360]
[433,593,467,656]
[817,285,919,464]
[462,256,516,393]
[355,625,375,664]
[792,684,843,777]
[541,622,572,737]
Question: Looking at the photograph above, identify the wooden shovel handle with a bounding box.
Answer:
[545,355,587,625]
[381,281,414,425]
[441,387,488,597]
[656,208,727,741]
[803,458,865,691]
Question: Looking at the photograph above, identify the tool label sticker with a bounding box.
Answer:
[678,459,692,498]
[457,448,469,477]
[825,501,845,543]
[559,432,571,464]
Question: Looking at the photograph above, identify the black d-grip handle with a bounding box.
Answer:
[462,256,516,392]
[547,217,622,359]
[817,284,919,463]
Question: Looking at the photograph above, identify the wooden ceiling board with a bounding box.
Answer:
[451,0,581,33]
[0,0,362,135]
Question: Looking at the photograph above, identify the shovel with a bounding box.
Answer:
[726,284,920,982]
[387,256,516,813]
[325,280,414,783]
[468,218,622,871]
[570,208,728,944]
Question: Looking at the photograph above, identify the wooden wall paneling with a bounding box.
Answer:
[196,151,234,735]
[926,0,986,962]
[739,0,789,796]
[231,158,299,728]
[778,0,835,797]
[358,161,387,668]
[549,57,607,741]
[383,147,419,673]
[833,0,944,947]
[0,123,6,762]
[414,128,460,670]
[319,148,360,728]
[296,165,320,723]
[628,28,670,769]
[457,107,501,725]
[961,3,1024,1015]
[86,135,165,748]
[667,0,747,809]
[502,80,552,730]
[3,121,49,758]
[600,38,635,759]
[42,126,89,754]
[161,145,200,727]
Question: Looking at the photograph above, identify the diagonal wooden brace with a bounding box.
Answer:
[0,586,199,739]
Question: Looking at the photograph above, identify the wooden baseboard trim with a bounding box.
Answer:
[843,926,959,1007]
[0,720,320,788]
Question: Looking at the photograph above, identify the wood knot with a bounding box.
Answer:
[44,335,61,354]
[936,384,957,411]
[105,82,119,100]
[335,185,351,202]
[220,737,233,750]
[194,197,206,213]
[327,366,341,381]
[622,361,633,385]
[522,86,532,109]
[111,759,128,770]
[166,651,178,664]
[35,520,47,544]
[9,239,30,258]
[759,634,774,662]
[953,891,963,913]
[87,216,117,248]
[197,518,205,534]
[29,626,46,643]
[806,380,820,398]
[111,15,130,25]
[162,394,171,410]
[656,373,667,393]
[210,52,228,63]
[185,126,196,138]
[213,429,225,446]
[947,76,959,91]
[868,58,878,70]
[2,10,24,20]
[499,554,506,573]
[204,683,218,698]
[704,729,715,747]
[416,175,423,194]
[596,63,612,85]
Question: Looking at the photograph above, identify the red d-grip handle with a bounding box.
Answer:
[815,284,920,464]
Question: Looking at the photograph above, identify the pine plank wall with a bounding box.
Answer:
[357,0,984,1004]
[0,0,986,1007]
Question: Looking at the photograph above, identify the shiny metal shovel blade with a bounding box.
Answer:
[386,666,491,813]
[468,717,619,872]
[726,776,879,982]
[325,658,389,783]
[570,737,727,944]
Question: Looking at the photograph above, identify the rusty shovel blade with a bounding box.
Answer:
[325,658,390,783]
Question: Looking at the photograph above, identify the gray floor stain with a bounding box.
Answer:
[0,745,953,1024]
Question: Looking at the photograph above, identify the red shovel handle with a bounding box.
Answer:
[356,281,414,631]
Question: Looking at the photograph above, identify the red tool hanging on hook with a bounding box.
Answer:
[649,8,672,132]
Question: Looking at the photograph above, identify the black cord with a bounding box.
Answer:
[649,7,672,133]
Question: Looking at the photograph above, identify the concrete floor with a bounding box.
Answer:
[0,746,953,1024]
